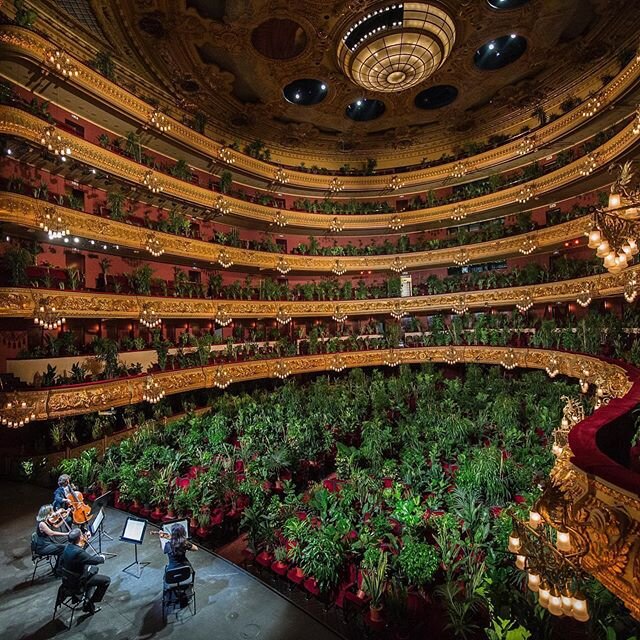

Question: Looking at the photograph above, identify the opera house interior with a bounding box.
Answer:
[1,0,640,638]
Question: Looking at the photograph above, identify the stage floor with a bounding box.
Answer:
[0,481,342,640]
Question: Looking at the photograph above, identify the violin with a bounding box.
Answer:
[67,484,92,525]
[150,531,171,539]
[47,507,71,527]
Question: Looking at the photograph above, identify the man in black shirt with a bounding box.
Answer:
[60,529,111,614]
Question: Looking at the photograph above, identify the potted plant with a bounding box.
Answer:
[361,548,388,622]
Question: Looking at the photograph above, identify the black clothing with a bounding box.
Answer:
[60,543,110,605]
[53,486,68,510]
[34,522,64,573]
[163,540,194,570]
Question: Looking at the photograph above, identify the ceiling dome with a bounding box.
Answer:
[336,2,456,93]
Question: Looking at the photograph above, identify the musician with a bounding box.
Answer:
[34,505,67,574]
[160,524,198,570]
[53,474,71,510]
[60,528,110,615]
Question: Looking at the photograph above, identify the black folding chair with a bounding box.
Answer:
[30,532,55,584]
[162,565,196,623]
[52,568,87,628]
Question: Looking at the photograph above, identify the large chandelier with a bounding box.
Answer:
[272,211,288,228]
[451,296,468,315]
[276,256,291,275]
[213,367,233,389]
[451,204,468,221]
[218,249,233,268]
[273,361,291,379]
[337,3,455,93]
[388,175,404,191]
[145,232,164,257]
[143,170,163,193]
[330,354,347,372]
[1,395,36,428]
[508,483,590,622]
[148,109,170,133]
[332,260,347,276]
[218,146,236,164]
[214,195,231,216]
[453,248,469,266]
[44,49,79,78]
[40,126,71,160]
[34,298,65,329]
[587,162,640,274]
[39,207,69,239]
[329,217,344,233]
[140,306,161,329]
[332,306,348,322]
[389,215,403,231]
[276,307,292,325]
[215,306,232,327]
[142,375,165,404]
[384,349,401,367]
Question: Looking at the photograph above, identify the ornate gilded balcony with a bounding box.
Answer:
[2,24,640,188]
[0,193,592,274]
[1,107,638,231]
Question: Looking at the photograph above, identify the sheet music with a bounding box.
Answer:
[122,518,146,543]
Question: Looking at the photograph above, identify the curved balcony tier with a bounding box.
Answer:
[0,193,591,274]
[0,264,635,321]
[2,25,640,187]
[1,107,638,232]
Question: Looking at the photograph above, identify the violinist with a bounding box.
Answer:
[60,529,110,615]
[34,505,67,575]
[158,524,198,570]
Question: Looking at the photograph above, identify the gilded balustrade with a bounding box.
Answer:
[0,193,591,274]
[0,346,630,421]
[2,106,639,231]
[2,25,640,189]
[0,264,635,320]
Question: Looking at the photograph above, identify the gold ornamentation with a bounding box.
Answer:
[142,375,165,403]
[276,256,291,275]
[34,297,65,329]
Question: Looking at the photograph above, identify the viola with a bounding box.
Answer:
[47,507,71,527]
[67,485,92,525]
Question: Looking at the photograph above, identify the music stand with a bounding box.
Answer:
[91,491,114,541]
[120,517,149,578]
[89,508,117,558]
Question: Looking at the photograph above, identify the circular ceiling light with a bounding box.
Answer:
[487,0,530,8]
[337,3,456,93]
[346,98,386,121]
[474,34,527,70]
[283,79,328,106]
[415,84,458,109]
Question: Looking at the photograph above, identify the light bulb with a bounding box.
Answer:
[538,582,550,608]
[561,591,574,616]
[608,193,621,209]
[556,528,572,552]
[596,240,611,258]
[571,593,589,621]
[527,572,540,592]
[603,251,617,268]
[508,532,521,553]
[587,229,602,249]
[548,587,563,616]
[515,554,526,570]
[529,511,542,528]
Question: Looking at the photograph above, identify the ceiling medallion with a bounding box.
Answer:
[337,3,456,93]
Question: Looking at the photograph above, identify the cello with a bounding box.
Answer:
[67,484,92,525]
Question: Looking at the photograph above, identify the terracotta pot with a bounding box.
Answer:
[370,604,383,623]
